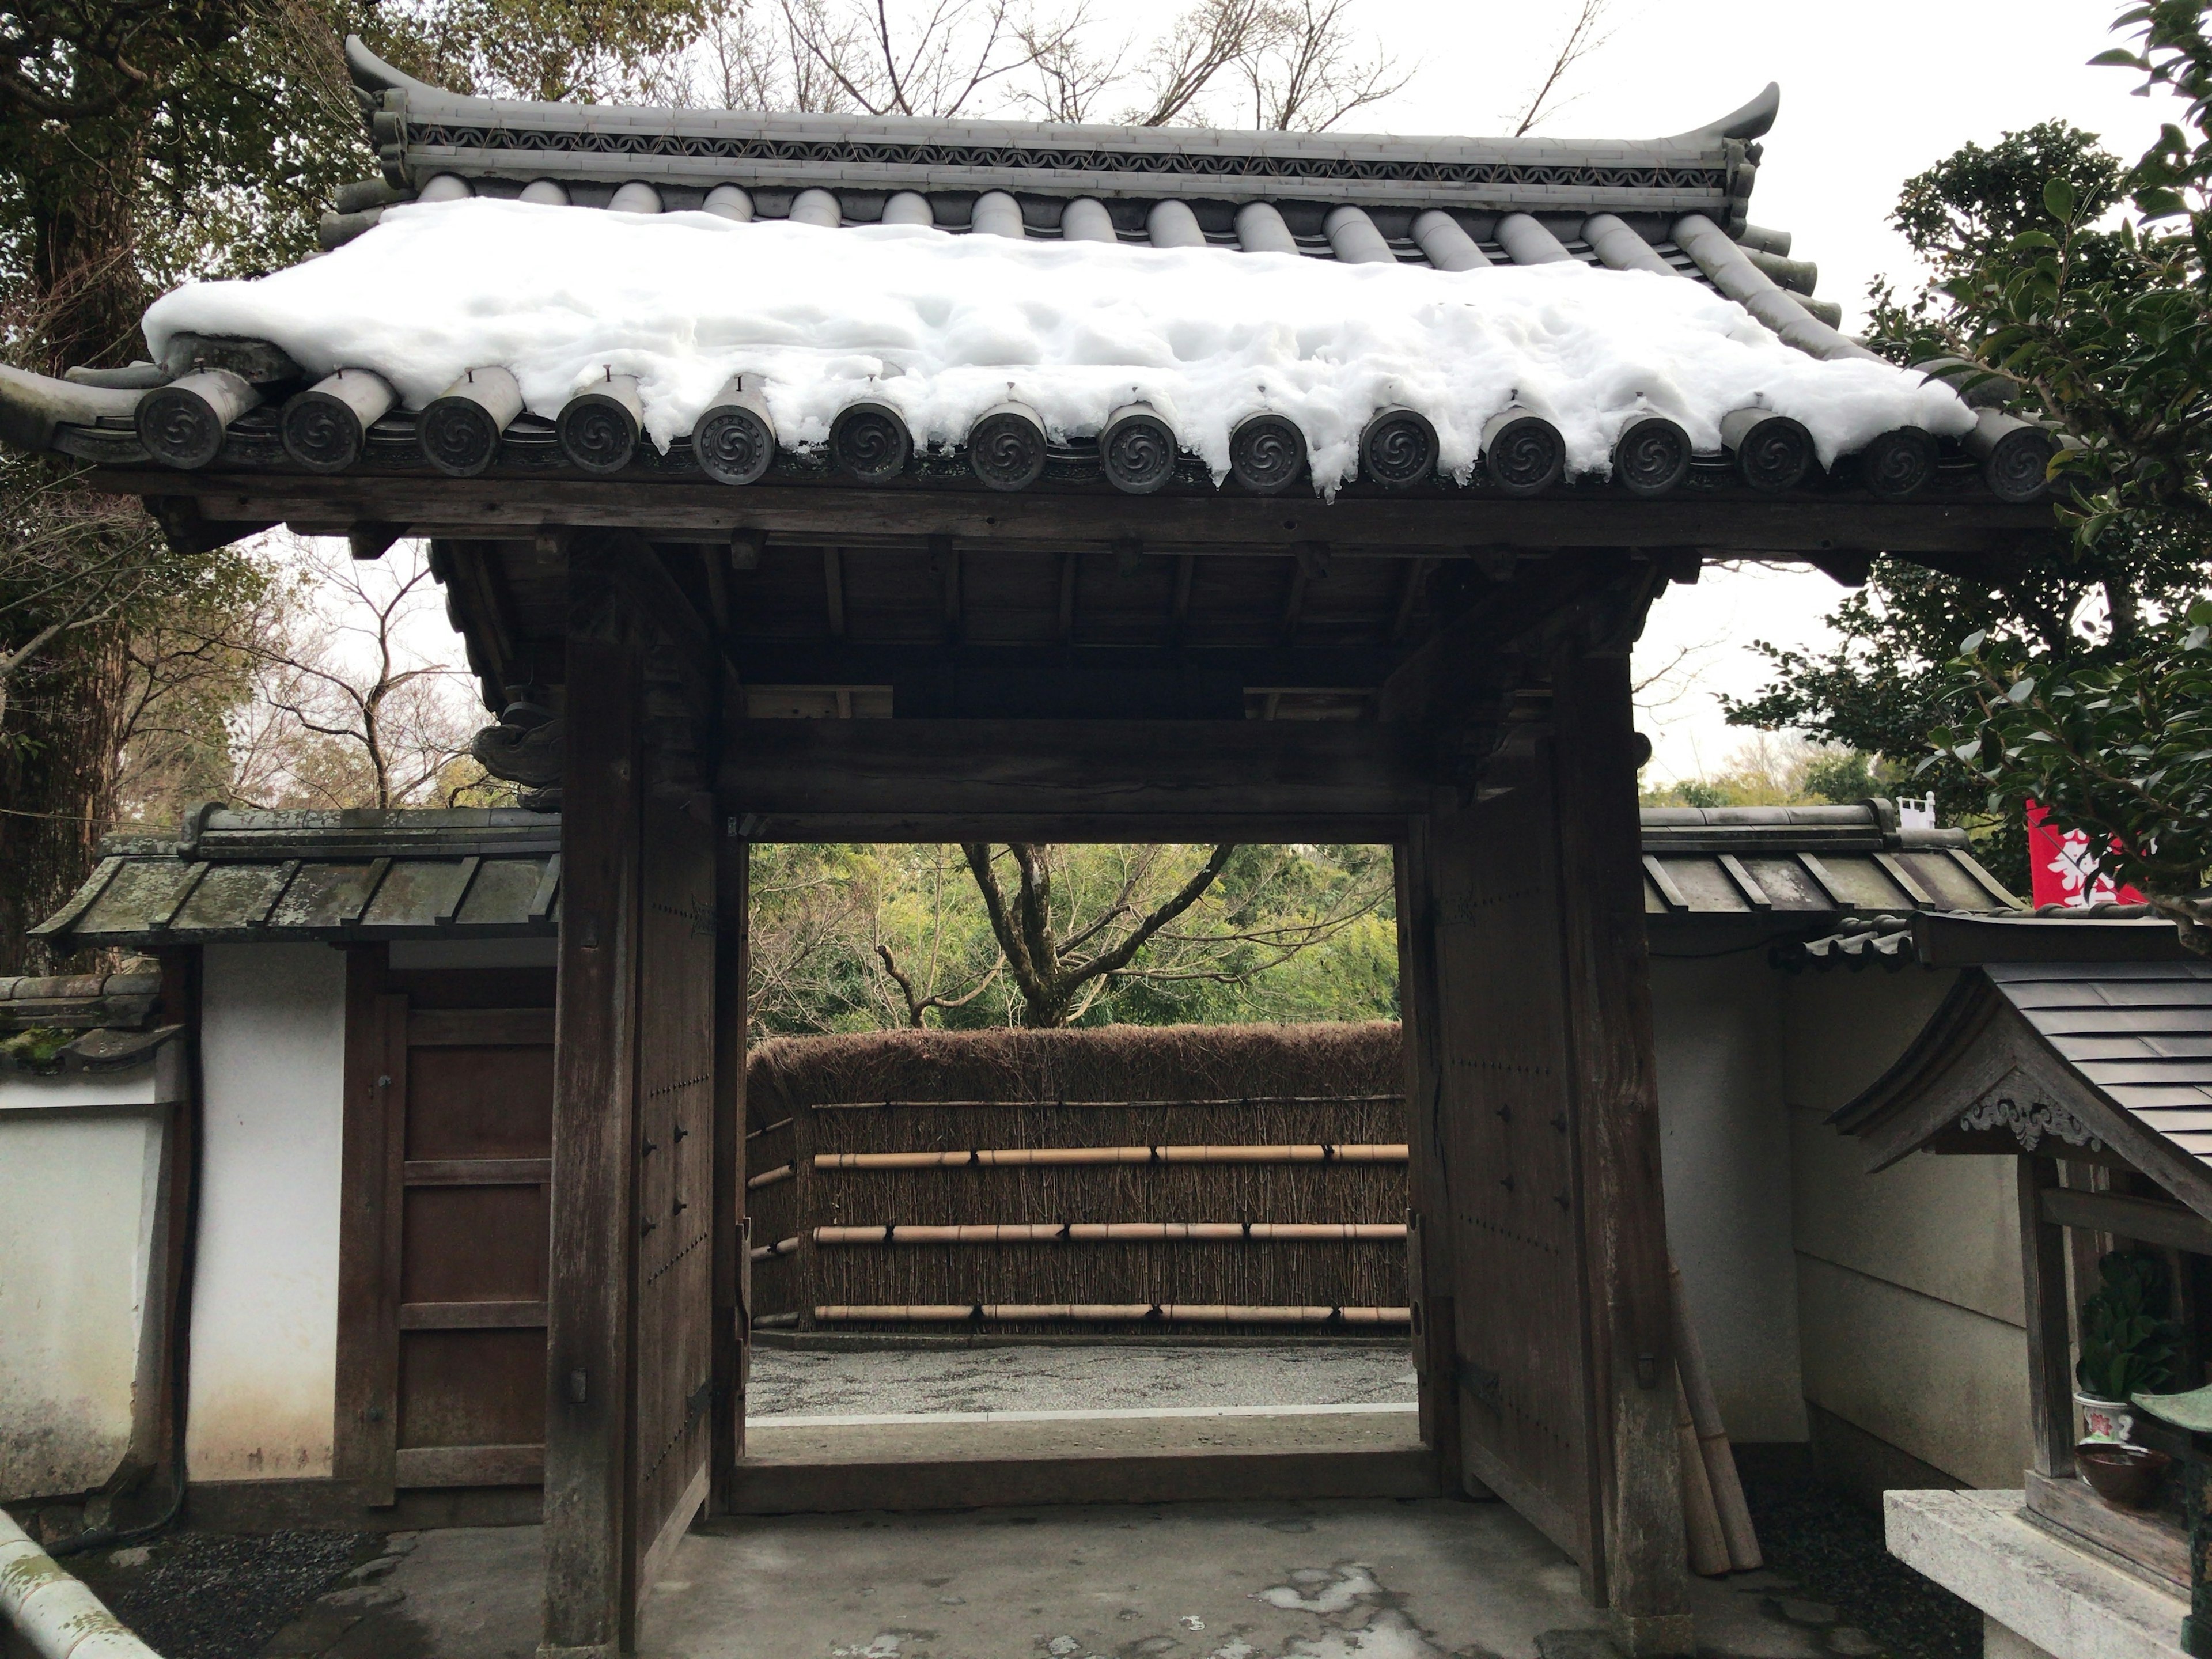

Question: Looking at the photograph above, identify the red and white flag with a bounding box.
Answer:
[2025,800,2145,908]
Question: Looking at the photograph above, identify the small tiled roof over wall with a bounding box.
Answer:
[33,801,2016,950]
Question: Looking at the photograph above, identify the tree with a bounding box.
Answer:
[742,840,1395,1035]
[684,0,1410,131]
[226,539,496,810]
[1726,99,2212,893]
[1913,1,2212,935]
[961,842,1237,1027]
[1936,605,2212,942]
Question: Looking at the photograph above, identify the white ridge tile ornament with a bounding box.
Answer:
[139,197,1978,495]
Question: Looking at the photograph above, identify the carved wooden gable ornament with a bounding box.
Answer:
[1831,962,2212,1224]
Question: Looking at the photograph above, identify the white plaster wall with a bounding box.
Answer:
[1650,953,1806,1444]
[188,944,347,1482]
[0,1087,166,1499]
[1783,967,2031,1487]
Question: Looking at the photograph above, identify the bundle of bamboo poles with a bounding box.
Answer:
[798,1302,1411,1325]
[1672,1257,1762,1576]
[815,1142,1410,1170]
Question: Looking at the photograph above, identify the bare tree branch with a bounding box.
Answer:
[1509,0,1611,137]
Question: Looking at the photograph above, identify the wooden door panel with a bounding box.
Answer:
[405,1047,555,1158]
[399,1185,551,1302]
[629,796,717,1605]
[399,1328,548,1448]
[1425,771,1596,1569]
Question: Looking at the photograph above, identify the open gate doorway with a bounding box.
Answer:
[539,538,1689,1657]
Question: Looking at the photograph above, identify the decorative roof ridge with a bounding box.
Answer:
[346,37,1772,168]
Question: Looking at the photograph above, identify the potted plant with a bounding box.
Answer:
[2075,1249,2181,1443]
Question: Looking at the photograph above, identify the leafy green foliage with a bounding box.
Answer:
[2076,1248,2180,1400]
[1935,604,2212,925]
[1734,13,2212,900]
[747,842,1397,1037]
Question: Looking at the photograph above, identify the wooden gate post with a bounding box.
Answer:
[1395,830,1463,1492]
[1552,642,1691,1655]
[709,815,749,1508]
[543,626,643,1659]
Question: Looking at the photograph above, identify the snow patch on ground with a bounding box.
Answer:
[143,198,1972,491]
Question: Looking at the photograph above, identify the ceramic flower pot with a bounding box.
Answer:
[2077,1440,2172,1510]
[2075,1391,2134,1443]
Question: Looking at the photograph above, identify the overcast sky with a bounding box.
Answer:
[1346,0,2178,781]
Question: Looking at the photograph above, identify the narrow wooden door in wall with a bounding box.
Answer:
[338,953,558,1502]
[1418,765,1600,1577]
[627,797,718,1596]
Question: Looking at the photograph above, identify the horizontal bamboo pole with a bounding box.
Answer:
[812,1222,1406,1245]
[811,1303,1413,1324]
[809,1094,1406,1111]
[750,1235,804,1261]
[747,1163,796,1190]
[813,1143,1409,1171]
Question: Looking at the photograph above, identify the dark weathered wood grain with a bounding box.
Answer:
[1423,760,1596,1577]
[720,719,1430,821]
[2020,1157,2078,1480]
[626,795,718,1627]
[1551,646,1689,1647]
[543,630,643,1656]
[710,813,750,1508]
[334,946,390,1503]
[108,472,2060,556]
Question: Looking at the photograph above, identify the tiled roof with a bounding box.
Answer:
[347,40,1774,226]
[333,42,1844,334]
[1637,805,2017,920]
[0,965,181,1074]
[1829,955,2212,1217]
[0,47,2062,511]
[31,801,2015,949]
[1990,961,2212,1127]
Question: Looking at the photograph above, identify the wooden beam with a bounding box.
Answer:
[1169,554,1194,647]
[1551,644,1690,1645]
[2021,1158,2080,1480]
[542,626,643,1656]
[721,718,1431,821]
[1391,558,1427,645]
[1378,552,1643,726]
[2040,1185,2212,1255]
[1279,562,1309,647]
[934,534,960,643]
[710,808,750,1510]
[823,548,845,639]
[739,812,1411,843]
[1058,550,1078,643]
[115,471,2061,556]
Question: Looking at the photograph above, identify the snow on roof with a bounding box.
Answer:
[143,198,1970,494]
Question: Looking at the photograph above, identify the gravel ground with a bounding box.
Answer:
[68,1529,374,1659]
[749,1340,1420,1416]
[1742,1475,1982,1659]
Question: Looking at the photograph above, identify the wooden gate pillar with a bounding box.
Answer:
[1408,636,1688,1655]
[544,627,643,1659]
[543,539,721,1657]
[1552,643,1691,1654]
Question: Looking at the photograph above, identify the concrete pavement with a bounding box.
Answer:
[260,1501,1883,1659]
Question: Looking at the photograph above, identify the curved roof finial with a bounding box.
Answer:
[346,36,444,99]
[1666,82,1779,143]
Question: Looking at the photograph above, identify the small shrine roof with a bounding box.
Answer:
[1832,952,2212,1221]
